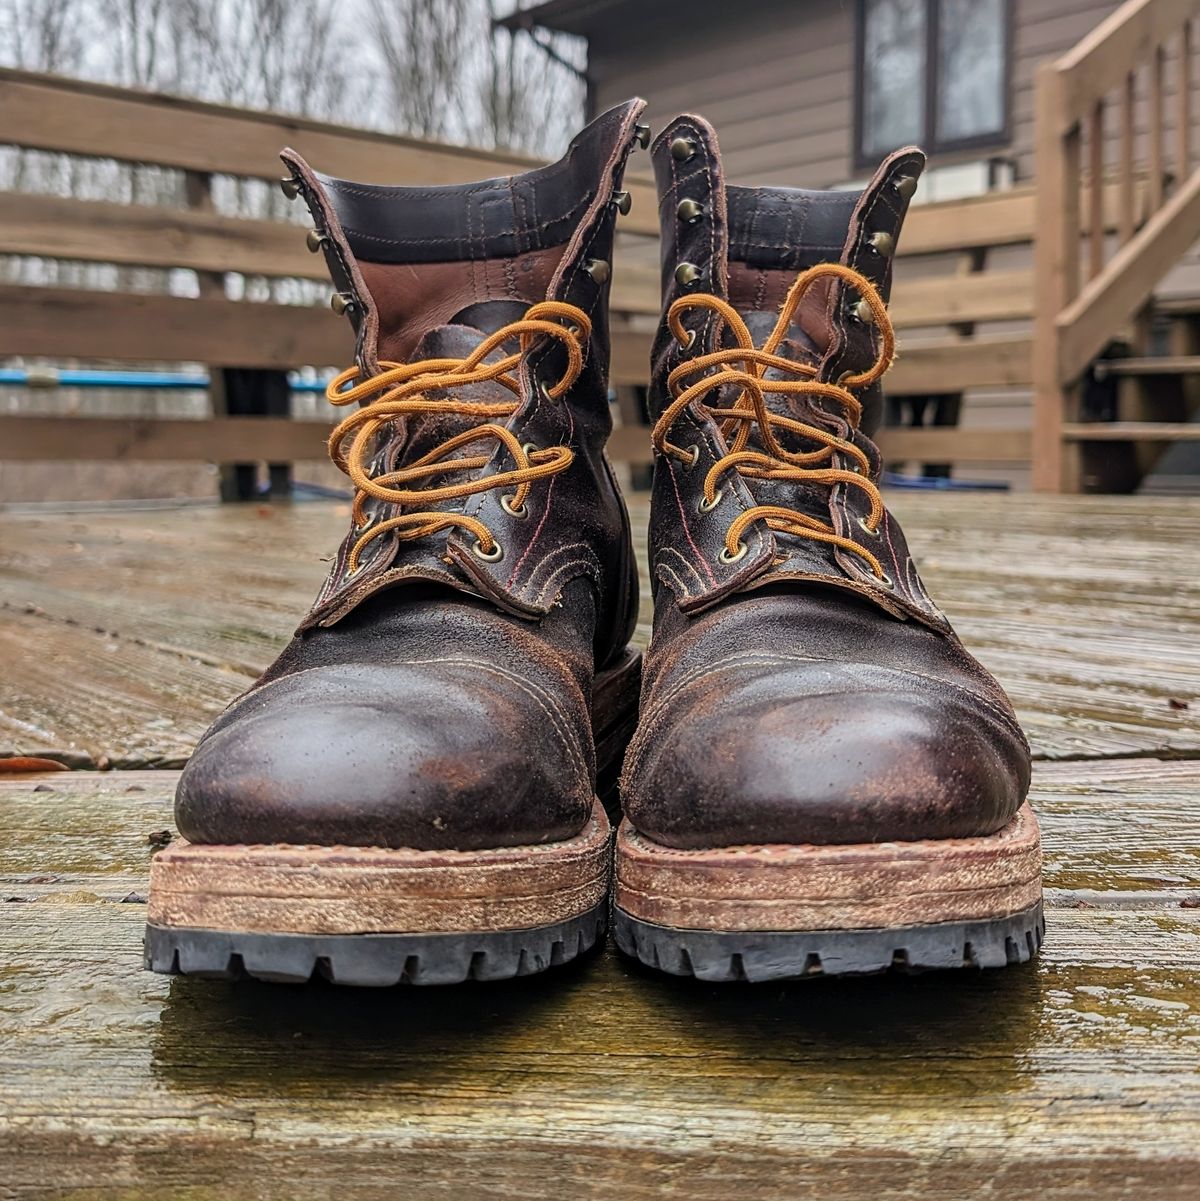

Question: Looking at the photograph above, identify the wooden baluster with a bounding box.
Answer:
[1150,43,1165,211]
[1088,98,1105,280]
[1179,20,1193,183]
[184,170,241,502]
[1032,62,1083,492]
[1119,69,1135,245]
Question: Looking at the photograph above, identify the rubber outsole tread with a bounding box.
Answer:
[145,901,607,987]
[613,901,1045,982]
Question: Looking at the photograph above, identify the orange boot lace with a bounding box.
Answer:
[650,263,895,578]
[326,301,590,572]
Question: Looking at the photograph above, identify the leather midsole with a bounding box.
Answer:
[614,803,1042,932]
[148,799,611,936]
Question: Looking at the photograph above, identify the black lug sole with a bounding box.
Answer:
[145,900,607,987]
[613,901,1045,982]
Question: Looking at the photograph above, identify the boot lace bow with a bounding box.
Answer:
[326,301,590,572]
[651,262,894,578]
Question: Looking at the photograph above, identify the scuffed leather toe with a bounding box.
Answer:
[622,659,1030,849]
[176,662,593,851]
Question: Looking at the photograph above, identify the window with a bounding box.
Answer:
[856,0,1010,163]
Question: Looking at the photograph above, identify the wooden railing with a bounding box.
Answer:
[1032,0,1200,491]
[0,69,1069,486]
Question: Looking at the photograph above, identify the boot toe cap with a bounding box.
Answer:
[175,663,593,850]
[622,661,1029,848]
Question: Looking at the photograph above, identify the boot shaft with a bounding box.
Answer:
[275,102,648,662]
[645,114,947,631]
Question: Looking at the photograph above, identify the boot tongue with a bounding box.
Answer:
[393,319,517,462]
[355,258,558,368]
[346,317,518,544]
[733,311,836,530]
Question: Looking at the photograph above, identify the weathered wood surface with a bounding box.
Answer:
[1,492,1199,1196]
[1,763,1199,1198]
[1,494,1197,766]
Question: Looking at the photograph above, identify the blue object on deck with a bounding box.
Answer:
[882,471,1010,492]
[0,367,331,393]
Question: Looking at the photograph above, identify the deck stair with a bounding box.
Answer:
[1034,0,1200,491]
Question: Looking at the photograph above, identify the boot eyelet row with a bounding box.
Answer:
[867,231,894,259]
[472,539,504,563]
[846,298,874,325]
[670,136,696,161]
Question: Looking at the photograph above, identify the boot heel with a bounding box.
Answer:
[591,647,642,815]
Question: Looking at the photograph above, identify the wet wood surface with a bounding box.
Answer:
[1,493,1198,766]
[1,762,1199,1198]
[1,492,1199,1197]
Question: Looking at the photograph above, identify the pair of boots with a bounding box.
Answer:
[145,101,1043,986]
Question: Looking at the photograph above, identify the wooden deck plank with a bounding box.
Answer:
[0,614,250,768]
[1,494,1197,764]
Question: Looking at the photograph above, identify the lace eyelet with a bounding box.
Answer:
[500,494,529,519]
[521,442,539,457]
[719,542,748,565]
[537,380,556,403]
[698,489,723,514]
[682,444,700,469]
[876,571,893,588]
[857,515,880,536]
[472,539,504,562]
[678,328,697,353]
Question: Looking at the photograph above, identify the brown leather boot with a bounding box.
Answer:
[614,116,1043,981]
[145,101,648,986]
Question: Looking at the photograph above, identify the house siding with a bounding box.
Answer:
[588,0,1131,187]
[581,0,1198,490]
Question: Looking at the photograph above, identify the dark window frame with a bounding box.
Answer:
[853,0,1014,169]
